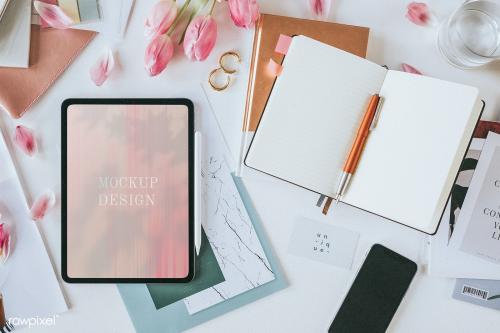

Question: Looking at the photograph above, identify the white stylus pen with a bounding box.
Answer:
[194,131,202,256]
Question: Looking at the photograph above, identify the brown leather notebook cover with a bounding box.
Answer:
[474,120,500,138]
[0,25,96,118]
[243,14,370,132]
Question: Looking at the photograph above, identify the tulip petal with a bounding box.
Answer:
[406,2,433,26]
[145,0,178,40]
[35,0,58,28]
[228,0,260,29]
[401,63,423,75]
[145,35,175,76]
[183,16,218,62]
[90,49,115,86]
[13,125,37,157]
[33,1,74,29]
[30,190,56,222]
[308,0,332,18]
[0,223,11,264]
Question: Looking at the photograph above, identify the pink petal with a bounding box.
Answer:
[406,2,431,26]
[145,0,178,40]
[308,0,332,18]
[90,49,115,86]
[33,1,73,29]
[13,125,37,157]
[145,34,175,76]
[0,223,10,264]
[228,0,260,29]
[401,63,423,75]
[30,190,56,222]
[183,16,218,61]
[36,0,58,28]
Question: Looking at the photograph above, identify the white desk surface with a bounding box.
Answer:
[2,0,499,332]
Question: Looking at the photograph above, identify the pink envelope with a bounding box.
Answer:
[0,25,95,118]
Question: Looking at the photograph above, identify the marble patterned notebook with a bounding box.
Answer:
[183,145,275,313]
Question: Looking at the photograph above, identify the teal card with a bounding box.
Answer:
[147,229,225,309]
[117,174,287,333]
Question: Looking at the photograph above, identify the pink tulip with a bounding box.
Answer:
[33,1,73,29]
[30,190,56,222]
[406,2,432,26]
[90,49,115,86]
[145,34,175,76]
[183,15,218,61]
[308,0,332,18]
[228,0,260,29]
[13,125,37,156]
[0,223,10,264]
[145,0,178,40]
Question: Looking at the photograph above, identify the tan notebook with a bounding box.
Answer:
[245,36,484,234]
[238,14,370,176]
[0,25,95,118]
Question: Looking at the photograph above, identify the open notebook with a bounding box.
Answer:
[245,35,483,234]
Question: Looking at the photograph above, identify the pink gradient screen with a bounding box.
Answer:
[66,104,190,279]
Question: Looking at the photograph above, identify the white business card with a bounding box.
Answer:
[288,217,359,269]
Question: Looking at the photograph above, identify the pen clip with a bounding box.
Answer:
[369,96,384,131]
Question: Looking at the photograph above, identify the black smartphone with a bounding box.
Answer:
[328,244,417,333]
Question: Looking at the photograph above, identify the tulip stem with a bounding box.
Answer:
[178,0,211,45]
[166,0,192,36]
[209,0,217,15]
[179,10,197,44]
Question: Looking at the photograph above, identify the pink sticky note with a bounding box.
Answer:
[267,59,283,77]
[275,34,292,55]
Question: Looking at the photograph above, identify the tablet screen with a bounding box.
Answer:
[62,100,194,282]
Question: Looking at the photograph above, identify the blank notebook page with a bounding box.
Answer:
[245,36,387,197]
[343,70,481,233]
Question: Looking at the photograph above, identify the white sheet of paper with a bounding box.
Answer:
[0,0,31,68]
[182,86,275,314]
[0,130,67,322]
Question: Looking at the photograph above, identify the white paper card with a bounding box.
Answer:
[288,217,359,269]
[454,132,500,264]
[0,130,67,323]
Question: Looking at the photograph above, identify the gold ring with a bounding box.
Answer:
[208,67,231,91]
[219,51,241,74]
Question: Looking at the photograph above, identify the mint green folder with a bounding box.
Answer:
[117,174,287,333]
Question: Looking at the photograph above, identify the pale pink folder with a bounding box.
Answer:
[0,25,95,118]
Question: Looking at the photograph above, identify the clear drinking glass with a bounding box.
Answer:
[437,0,500,68]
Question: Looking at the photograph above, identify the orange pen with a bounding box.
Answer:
[335,94,382,202]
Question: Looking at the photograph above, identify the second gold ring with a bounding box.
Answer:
[208,67,231,91]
